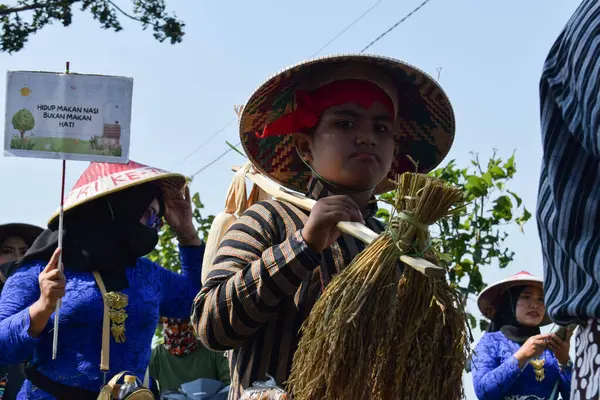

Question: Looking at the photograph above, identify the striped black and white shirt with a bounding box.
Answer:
[191,178,384,399]
[537,0,600,324]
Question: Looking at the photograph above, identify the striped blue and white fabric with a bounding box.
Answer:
[537,0,600,325]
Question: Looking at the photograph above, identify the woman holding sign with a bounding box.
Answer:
[0,161,204,399]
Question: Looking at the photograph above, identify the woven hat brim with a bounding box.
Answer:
[240,53,456,195]
[0,223,44,246]
[477,278,552,326]
[48,173,186,226]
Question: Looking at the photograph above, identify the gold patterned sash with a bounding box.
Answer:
[530,358,546,382]
[104,292,129,343]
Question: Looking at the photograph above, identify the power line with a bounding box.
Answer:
[190,0,435,176]
[360,0,433,53]
[187,1,386,177]
[190,142,241,178]
[310,0,385,58]
[170,118,236,169]
[178,2,383,173]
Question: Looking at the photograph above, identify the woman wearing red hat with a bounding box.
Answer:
[471,271,572,400]
[0,223,43,400]
[0,161,204,399]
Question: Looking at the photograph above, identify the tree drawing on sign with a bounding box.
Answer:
[11,109,35,139]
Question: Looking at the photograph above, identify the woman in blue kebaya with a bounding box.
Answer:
[0,161,204,399]
[472,271,572,400]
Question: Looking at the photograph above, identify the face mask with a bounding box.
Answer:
[123,196,163,257]
[126,224,159,257]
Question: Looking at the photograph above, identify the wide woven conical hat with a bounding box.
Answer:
[477,271,552,326]
[48,161,186,226]
[239,53,456,194]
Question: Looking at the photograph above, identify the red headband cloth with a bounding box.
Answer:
[257,79,395,139]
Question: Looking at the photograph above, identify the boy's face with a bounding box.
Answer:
[296,101,396,192]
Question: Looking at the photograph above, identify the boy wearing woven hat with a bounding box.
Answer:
[192,54,455,399]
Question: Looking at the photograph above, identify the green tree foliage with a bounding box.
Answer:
[0,0,185,53]
[376,151,531,331]
[11,108,35,138]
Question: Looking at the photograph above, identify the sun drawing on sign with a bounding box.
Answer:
[19,86,31,96]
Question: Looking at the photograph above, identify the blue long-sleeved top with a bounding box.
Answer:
[0,245,203,399]
[472,331,571,400]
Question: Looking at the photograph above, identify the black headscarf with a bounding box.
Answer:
[19,183,164,292]
[487,285,541,344]
[0,225,42,292]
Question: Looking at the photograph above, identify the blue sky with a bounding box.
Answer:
[0,0,582,397]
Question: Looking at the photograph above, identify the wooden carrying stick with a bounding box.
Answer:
[232,164,446,278]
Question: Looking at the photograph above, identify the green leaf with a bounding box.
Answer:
[461,218,471,230]
[489,166,506,179]
[516,208,532,232]
[468,270,485,292]
[460,258,473,272]
[503,154,515,170]
[492,195,513,221]
[376,209,390,224]
[507,190,522,207]
[503,154,517,177]
[453,263,464,278]
[481,172,493,186]
[437,252,453,265]
[464,176,488,197]
[192,193,203,209]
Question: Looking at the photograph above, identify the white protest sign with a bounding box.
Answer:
[4,71,133,163]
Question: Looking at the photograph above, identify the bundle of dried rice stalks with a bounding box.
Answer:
[288,172,470,400]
